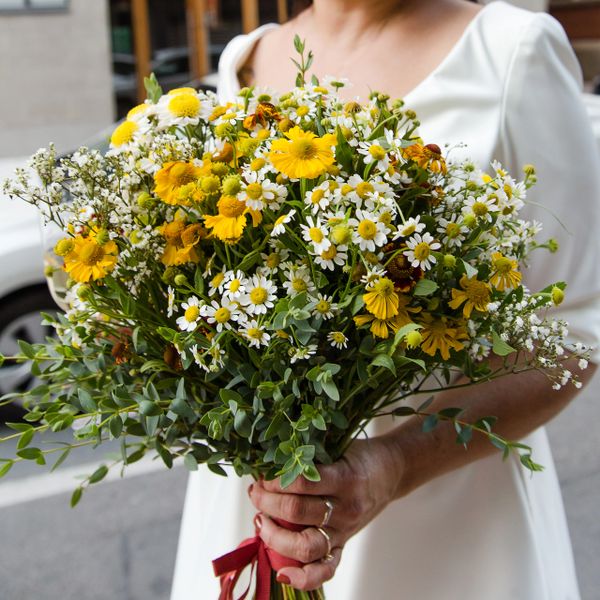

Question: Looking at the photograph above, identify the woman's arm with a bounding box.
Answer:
[248,359,595,591]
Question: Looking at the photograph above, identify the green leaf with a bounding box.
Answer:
[321,378,340,402]
[78,389,97,412]
[492,331,516,356]
[208,463,227,477]
[51,447,71,472]
[71,487,83,508]
[18,340,35,359]
[156,443,173,469]
[460,259,478,279]
[139,400,162,417]
[220,388,243,406]
[184,453,199,471]
[109,417,123,438]
[303,464,321,482]
[16,428,34,450]
[88,465,109,484]
[16,447,43,461]
[0,461,13,478]
[280,463,303,488]
[413,279,439,296]
[144,72,163,103]
[422,414,438,433]
[371,354,396,375]
[234,411,252,438]
[392,406,416,417]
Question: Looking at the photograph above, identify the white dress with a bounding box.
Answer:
[171,3,600,599]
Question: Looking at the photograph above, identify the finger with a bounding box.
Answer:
[249,484,339,527]
[257,514,338,564]
[277,547,343,592]
[261,463,345,496]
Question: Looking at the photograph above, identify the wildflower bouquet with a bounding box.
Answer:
[0,39,589,600]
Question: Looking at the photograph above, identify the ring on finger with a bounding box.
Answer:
[319,497,334,528]
[315,526,332,560]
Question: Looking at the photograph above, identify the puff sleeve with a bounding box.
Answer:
[497,13,600,362]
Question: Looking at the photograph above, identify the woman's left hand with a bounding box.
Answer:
[248,435,404,591]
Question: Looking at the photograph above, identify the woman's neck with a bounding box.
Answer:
[308,0,414,39]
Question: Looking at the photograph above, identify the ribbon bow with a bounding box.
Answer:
[212,518,303,600]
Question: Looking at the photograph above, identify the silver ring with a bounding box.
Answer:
[315,526,332,559]
[320,497,334,528]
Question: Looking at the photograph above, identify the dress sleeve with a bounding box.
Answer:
[498,13,600,362]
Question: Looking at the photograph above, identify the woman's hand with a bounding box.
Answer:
[248,435,404,591]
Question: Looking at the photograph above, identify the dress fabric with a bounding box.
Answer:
[171,2,600,599]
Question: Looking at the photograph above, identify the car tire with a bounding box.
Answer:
[0,285,59,404]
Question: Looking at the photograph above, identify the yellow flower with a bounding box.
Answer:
[159,219,201,266]
[203,195,248,244]
[269,126,336,179]
[489,252,521,291]
[401,143,447,174]
[363,277,399,320]
[168,93,201,119]
[63,235,118,283]
[110,121,138,147]
[154,161,204,205]
[419,316,468,360]
[448,275,491,318]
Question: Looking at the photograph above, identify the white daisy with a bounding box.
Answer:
[437,216,468,248]
[358,142,390,171]
[200,299,243,332]
[393,216,426,240]
[260,245,290,273]
[208,269,227,296]
[348,209,389,252]
[463,194,499,223]
[271,209,296,237]
[240,275,277,315]
[310,294,337,320]
[176,296,202,332]
[301,216,331,255]
[404,232,441,270]
[314,244,348,271]
[167,286,176,318]
[282,266,316,297]
[304,183,331,214]
[328,331,348,349]
[222,270,247,301]
[290,344,318,364]
[238,171,280,211]
[240,320,271,348]
[155,90,211,129]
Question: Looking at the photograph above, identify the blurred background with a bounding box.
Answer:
[0,0,599,598]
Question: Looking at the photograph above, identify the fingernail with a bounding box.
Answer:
[253,513,263,531]
[247,484,254,496]
[276,573,291,585]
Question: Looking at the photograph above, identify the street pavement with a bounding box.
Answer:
[0,370,598,600]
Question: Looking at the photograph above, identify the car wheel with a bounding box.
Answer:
[0,285,59,400]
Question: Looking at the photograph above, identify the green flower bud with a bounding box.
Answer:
[136,191,154,209]
[443,254,457,269]
[427,298,440,311]
[465,180,478,192]
[210,162,228,177]
[200,174,221,194]
[547,238,559,253]
[174,274,188,287]
[405,330,423,349]
[95,228,109,245]
[77,285,92,300]
[221,174,242,196]
[257,93,272,102]
[162,267,179,285]
[214,123,234,138]
[463,214,477,229]
[54,238,74,256]
[551,286,564,306]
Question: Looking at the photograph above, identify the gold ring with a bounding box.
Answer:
[320,497,334,528]
[315,526,332,558]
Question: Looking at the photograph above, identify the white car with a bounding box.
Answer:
[0,157,58,397]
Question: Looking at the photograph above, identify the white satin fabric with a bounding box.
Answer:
[171,3,600,598]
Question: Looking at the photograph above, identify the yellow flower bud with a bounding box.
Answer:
[54,238,74,257]
[523,164,536,176]
[222,175,242,196]
[405,330,423,349]
[551,286,564,306]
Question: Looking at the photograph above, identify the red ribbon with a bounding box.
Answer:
[212,518,304,600]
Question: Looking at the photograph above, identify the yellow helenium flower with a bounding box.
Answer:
[269,126,337,179]
[63,235,118,283]
[448,275,491,318]
[354,313,407,339]
[203,195,248,243]
[363,277,399,320]
[159,219,201,266]
[419,316,468,360]
[401,143,447,174]
[154,161,204,205]
[490,252,522,291]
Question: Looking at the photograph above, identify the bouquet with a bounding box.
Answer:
[1,38,589,600]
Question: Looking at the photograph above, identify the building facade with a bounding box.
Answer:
[0,0,114,158]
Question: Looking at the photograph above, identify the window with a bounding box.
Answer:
[0,0,69,12]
